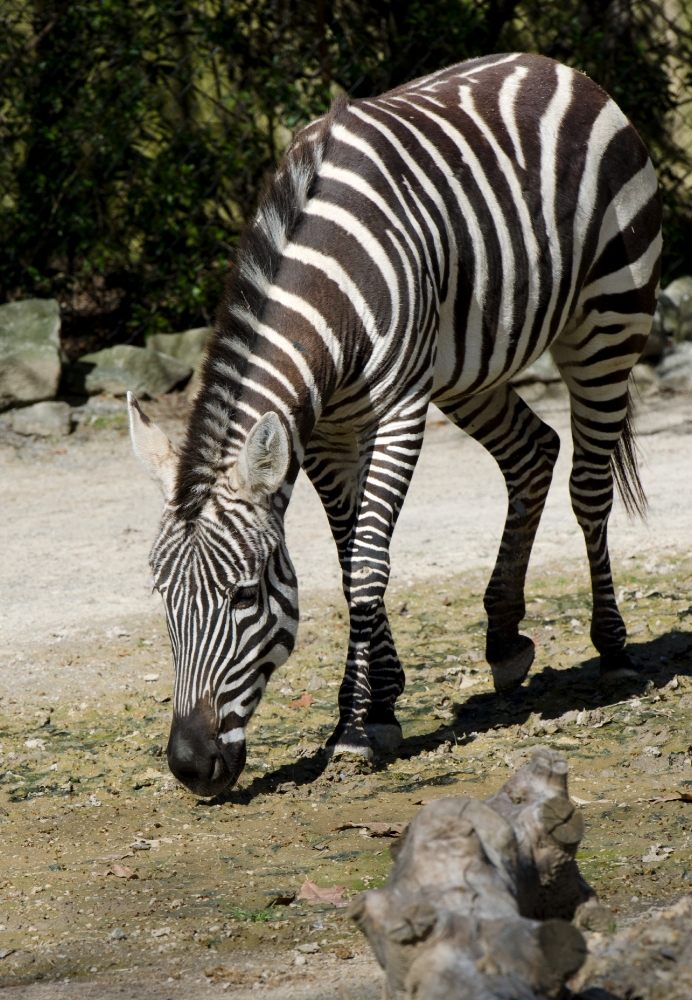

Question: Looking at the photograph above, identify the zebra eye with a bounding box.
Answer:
[227,585,258,610]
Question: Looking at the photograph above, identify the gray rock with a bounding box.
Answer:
[0,299,62,410]
[65,344,192,398]
[109,927,126,941]
[147,327,212,373]
[631,363,659,395]
[306,672,326,692]
[641,308,668,360]
[11,401,72,437]
[662,276,692,340]
[657,341,692,393]
[650,277,692,357]
[511,350,561,385]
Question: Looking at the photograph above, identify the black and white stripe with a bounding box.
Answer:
[134,52,661,793]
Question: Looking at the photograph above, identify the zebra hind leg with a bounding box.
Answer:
[364,601,405,751]
[442,385,560,695]
[553,323,649,683]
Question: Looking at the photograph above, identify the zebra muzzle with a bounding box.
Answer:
[166,704,246,797]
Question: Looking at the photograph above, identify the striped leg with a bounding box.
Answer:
[552,314,650,680]
[441,384,560,694]
[331,402,427,756]
[303,421,409,755]
[364,601,406,750]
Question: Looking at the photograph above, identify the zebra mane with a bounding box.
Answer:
[174,97,348,520]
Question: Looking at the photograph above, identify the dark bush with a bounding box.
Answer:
[0,1,690,356]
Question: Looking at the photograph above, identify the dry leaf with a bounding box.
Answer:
[101,864,138,879]
[296,879,348,907]
[205,965,232,983]
[205,966,255,985]
[333,821,405,837]
[459,674,481,690]
[288,693,314,709]
[647,792,692,804]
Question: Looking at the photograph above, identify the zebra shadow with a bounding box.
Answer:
[395,627,692,756]
[198,749,334,806]
[199,629,692,803]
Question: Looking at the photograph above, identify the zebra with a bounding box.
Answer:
[129,52,661,797]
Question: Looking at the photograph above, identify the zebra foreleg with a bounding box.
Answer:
[325,401,427,756]
[442,385,560,695]
[328,599,406,757]
[303,423,406,755]
[364,601,405,751]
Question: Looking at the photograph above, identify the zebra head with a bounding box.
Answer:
[127,394,298,797]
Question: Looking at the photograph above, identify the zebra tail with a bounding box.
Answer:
[611,385,648,520]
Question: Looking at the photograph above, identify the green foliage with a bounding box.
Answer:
[0,0,337,348]
[224,903,284,922]
[0,0,690,352]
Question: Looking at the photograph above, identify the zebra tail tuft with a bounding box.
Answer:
[611,385,648,521]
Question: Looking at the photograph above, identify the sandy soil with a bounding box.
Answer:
[1,388,692,999]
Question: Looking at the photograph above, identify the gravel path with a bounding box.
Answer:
[1,390,691,653]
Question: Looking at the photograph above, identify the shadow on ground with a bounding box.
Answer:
[207,629,692,806]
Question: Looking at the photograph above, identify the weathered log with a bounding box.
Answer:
[349,748,600,999]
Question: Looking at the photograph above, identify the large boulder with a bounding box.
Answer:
[646,276,692,360]
[656,340,692,393]
[660,275,692,342]
[11,401,72,437]
[0,299,62,410]
[64,344,192,398]
[147,326,212,373]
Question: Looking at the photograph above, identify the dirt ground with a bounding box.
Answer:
[1,388,692,999]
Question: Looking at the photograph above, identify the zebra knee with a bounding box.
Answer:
[344,564,390,610]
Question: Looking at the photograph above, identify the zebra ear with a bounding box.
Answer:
[235,412,290,501]
[127,392,178,502]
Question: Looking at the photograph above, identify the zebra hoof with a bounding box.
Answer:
[325,742,374,761]
[364,722,402,752]
[598,650,639,685]
[325,727,374,760]
[489,635,535,695]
